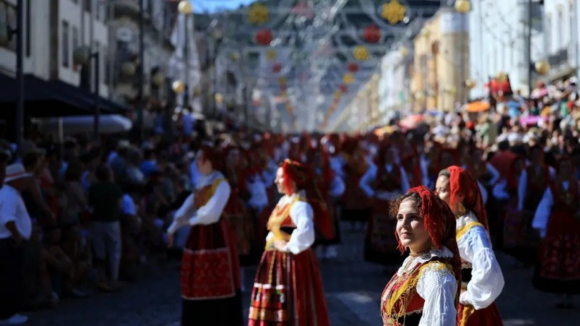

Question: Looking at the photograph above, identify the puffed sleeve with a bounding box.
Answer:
[330,174,345,198]
[486,163,501,185]
[399,166,410,193]
[190,181,231,226]
[458,226,505,310]
[283,201,315,254]
[416,263,458,326]
[359,164,378,197]
[518,170,527,211]
[532,188,553,238]
[477,181,488,204]
[167,193,195,234]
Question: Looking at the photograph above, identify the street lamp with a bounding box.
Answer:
[455,0,471,14]
[73,47,101,141]
[178,1,193,14]
[172,80,185,94]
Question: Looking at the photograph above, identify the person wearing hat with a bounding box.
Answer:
[0,163,33,325]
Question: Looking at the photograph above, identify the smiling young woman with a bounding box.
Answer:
[380,186,461,326]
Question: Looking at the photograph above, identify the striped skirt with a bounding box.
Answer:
[248,248,330,326]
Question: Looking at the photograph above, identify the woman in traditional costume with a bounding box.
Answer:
[532,158,580,309]
[308,147,345,260]
[508,145,552,265]
[381,185,461,326]
[248,159,331,326]
[167,144,243,326]
[222,145,255,280]
[435,166,504,326]
[360,145,410,266]
[340,137,371,231]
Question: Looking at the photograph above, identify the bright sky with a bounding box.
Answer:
[191,0,256,12]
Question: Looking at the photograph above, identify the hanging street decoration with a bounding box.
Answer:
[343,74,355,85]
[381,0,406,25]
[347,62,359,73]
[353,46,369,61]
[272,63,282,73]
[255,30,274,45]
[363,25,381,43]
[248,2,269,25]
[266,49,277,61]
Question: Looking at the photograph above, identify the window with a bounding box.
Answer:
[62,21,69,67]
[557,6,563,50]
[545,14,551,54]
[72,26,78,54]
[103,46,110,85]
[94,41,100,87]
[26,0,30,56]
[0,1,16,51]
[84,0,91,13]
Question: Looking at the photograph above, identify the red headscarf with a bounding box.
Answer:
[446,166,489,231]
[396,186,462,291]
[199,144,225,174]
[282,159,333,240]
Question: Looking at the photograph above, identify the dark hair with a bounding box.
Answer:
[64,160,83,181]
[388,192,422,218]
[438,169,450,178]
[22,152,40,169]
[95,164,111,182]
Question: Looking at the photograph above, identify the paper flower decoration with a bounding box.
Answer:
[381,0,406,25]
[353,46,369,61]
[248,3,269,25]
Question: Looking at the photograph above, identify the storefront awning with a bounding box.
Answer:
[0,73,130,118]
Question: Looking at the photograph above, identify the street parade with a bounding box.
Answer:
[1,0,580,326]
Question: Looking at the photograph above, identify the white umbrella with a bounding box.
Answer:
[36,115,133,135]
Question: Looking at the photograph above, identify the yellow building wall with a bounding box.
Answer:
[411,8,469,112]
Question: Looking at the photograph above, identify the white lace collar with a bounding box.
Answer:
[196,170,224,189]
[278,190,306,205]
[456,210,478,231]
[397,246,453,276]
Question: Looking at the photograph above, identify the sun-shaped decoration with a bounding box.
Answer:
[353,46,369,61]
[343,74,355,84]
[266,49,277,61]
[248,2,269,25]
[381,0,406,25]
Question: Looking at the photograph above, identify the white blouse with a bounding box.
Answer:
[167,171,231,234]
[456,212,504,310]
[533,181,577,238]
[391,247,458,326]
[359,164,410,199]
[265,192,315,255]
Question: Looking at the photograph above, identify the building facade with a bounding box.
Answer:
[411,8,469,112]
[541,0,578,83]
[379,48,412,122]
[0,0,109,97]
[468,0,545,97]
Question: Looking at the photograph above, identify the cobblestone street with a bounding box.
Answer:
[26,224,580,326]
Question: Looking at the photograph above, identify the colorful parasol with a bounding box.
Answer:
[466,101,490,113]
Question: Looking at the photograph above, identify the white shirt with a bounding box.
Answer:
[167,171,231,234]
[0,184,32,240]
[265,192,315,255]
[386,247,458,326]
[121,194,137,216]
[359,164,410,199]
[456,211,504,310]
[533,181,576,238]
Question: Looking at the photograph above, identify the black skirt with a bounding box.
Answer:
[181,290,243,326]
